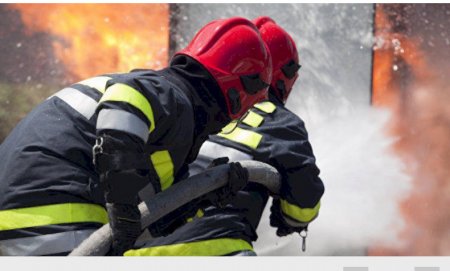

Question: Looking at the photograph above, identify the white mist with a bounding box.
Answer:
[254,106,412,255]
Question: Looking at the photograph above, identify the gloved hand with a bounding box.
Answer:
[106,203,142,256]
[148,157,240,237]
[269,199,308,237]
[203,161,248,208]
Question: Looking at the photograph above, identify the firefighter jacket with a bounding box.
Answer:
[125,93,325,256]
[0,56,229,256]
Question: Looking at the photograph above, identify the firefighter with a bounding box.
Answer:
[0,17,272,256]
[125,16,325,256]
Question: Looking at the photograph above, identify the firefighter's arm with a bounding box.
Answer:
[266,121,324,237]
[94,79,157,255]
[269,163,323,236]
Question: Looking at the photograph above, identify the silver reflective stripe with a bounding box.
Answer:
[52,87,98,119]
[200,140,252,162]
[97,109,149,142]
[189,141,253,176]
[0,229,96,256]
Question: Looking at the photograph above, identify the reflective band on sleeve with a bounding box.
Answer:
[52,87,98,119]
[220,120,238,134]
[188,140,253,176]
[186,208,204,223]
[77,76,112,93]
[97,109,150,143]
[199,141,252,162]
[0,229,96,256]
[254,101,276,113]
[195,209,204,218]
[218,127,263,150]
[242,110,264,128]
[150,150,174,191]
[0,203,108,231]
[99,83,155,133]
[124,238,253,256]
[280,200,321,223]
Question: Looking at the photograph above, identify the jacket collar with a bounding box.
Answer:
[159,55,231,141]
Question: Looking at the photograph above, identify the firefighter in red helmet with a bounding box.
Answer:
[0,17,271,256]
[127,16,324,256]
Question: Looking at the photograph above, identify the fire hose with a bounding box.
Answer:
[69,160,281,256]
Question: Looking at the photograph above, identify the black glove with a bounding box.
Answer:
[106,203,142,256]
[149,159,249,236]
[203,161,248,208]
[270,199,308,237]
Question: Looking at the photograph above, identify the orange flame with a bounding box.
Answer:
[370,4,450,255]
[9,3,169,80]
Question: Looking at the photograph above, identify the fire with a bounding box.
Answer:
[8,3,169,80]
[370,4,450,255]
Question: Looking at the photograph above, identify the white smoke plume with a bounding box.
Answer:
[254,106,412,256]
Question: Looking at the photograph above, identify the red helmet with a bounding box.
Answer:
[174,17,272,119]
[253,16,301,103]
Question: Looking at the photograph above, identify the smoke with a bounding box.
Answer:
[390,80,450,256]
[369,4,450,256]
[254,106,412,255]
[370,74,450,256]
[254,4,450,256]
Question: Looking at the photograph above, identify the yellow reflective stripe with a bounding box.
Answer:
[254,101,276,113]
[242,110,264,128]
[124,238,253,256]
[0,203,108,231]
[99,83,155,133]
[186,209,204,223]
[280,200,321,223]
[220,120,238,134]
[218,127,262,149]
[77,76,111,94]
[196,209,204,218]
[150,150,174,191]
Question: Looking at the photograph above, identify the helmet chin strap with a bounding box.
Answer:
[276,80,287,101]
[227,88,242,116]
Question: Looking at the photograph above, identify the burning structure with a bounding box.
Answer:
[370,4,450,256]
[5,4,169,81]
[0,3,169,140]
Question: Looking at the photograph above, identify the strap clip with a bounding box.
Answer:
[92,137,104,166]
[299,227,308,252]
